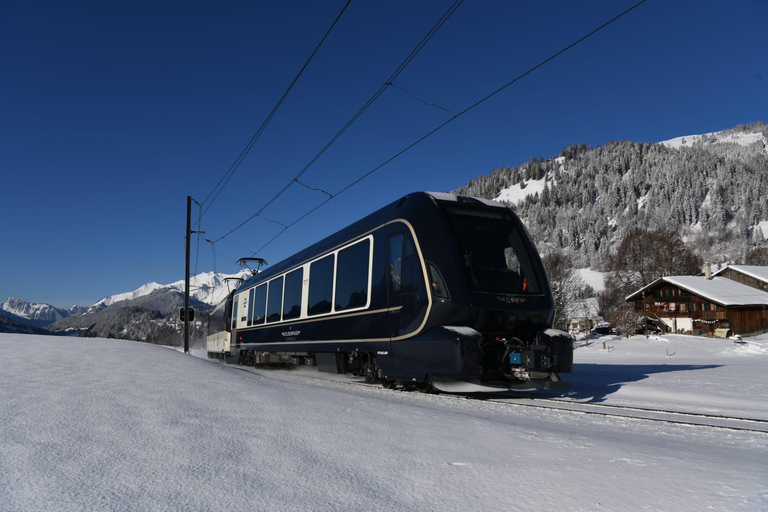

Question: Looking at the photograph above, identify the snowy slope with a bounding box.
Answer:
[495,175,547,205]
[1,333,767,511]
[576,268,606,292]
[661,130,767,153]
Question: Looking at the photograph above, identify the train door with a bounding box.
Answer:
[386,230,423,338]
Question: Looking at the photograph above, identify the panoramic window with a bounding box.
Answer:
[308,254,334,316]
[335,239,370,311]
[252,284,267,325]
[247,288,255,326]
[443,205,542,294]
[266,276,284,323]
[282,268,303,320]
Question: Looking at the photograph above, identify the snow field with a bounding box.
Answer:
[1,333,767,511]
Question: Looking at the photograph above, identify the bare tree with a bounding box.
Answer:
[606,229,702,290]
[541,253,588,331]
[600,229,702,332]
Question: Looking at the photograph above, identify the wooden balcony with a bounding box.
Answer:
[701,311,727,321]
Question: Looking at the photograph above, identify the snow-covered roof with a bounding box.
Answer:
[627,276,768,307]
[713,265,768,285]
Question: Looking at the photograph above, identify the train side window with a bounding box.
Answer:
[252,284,267,325]
[232,297,238,326]
[266,276,284,323]
[247,288,255,326]
[308,254,334,316]
[388,233,416,295]
[336,239,370,311]
[283,268,303,320]
[428,263,449,299]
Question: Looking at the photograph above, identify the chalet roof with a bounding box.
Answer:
[713,265,768,284]
[626,276,768,307]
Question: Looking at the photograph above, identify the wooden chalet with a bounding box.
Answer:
[626,266,768,336]
[713,265,768,293]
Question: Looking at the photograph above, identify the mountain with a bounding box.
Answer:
[452,122,768,268]
[3,269,248,337]
[48,288,212,344]
[41,270,249,343]
[0,298,85,327]
[89,270,249,311]
[0,310,53,335]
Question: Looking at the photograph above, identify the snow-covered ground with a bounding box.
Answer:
[660,130,768,154]
[576,268,606,292]
[495,176,547,204]
[1,333,767,511]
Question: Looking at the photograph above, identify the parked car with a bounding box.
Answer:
[591,324,613,336]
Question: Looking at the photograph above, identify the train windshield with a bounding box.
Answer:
[443,205,542,294]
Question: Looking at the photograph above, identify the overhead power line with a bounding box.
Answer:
[219,0,648,257]
[214,0,464,243]
[194,0,353,227]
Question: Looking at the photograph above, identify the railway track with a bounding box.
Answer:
[218,361,768,435]
[466,395,768,434]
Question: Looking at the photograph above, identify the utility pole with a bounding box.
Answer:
[184,195,192,353]
[184,196,204,354]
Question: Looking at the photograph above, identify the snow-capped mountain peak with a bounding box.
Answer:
[0,297,86,326]
[92,270,250,311]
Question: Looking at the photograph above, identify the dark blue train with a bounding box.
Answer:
[207,192,572,392]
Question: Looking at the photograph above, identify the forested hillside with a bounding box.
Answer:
[453,123,768,268]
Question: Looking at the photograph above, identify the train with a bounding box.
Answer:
[207,191,573,393]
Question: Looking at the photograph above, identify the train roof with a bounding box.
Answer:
[237,191,510,290]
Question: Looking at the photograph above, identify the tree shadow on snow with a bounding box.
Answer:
[544,363,723,402]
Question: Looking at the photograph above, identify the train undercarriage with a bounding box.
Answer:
[208,327,572,394]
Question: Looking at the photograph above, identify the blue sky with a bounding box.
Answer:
[1,0,766,308]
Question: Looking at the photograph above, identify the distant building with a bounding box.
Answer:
[625,265,768,336]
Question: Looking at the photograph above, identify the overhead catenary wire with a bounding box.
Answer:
[193,0,353,228]
[194,200,202,276]
[212,0,647,259]
[334,0,650,198]
[213,0,464,243]
[218,0,648,259]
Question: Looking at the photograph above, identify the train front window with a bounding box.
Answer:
[444,205,542,294]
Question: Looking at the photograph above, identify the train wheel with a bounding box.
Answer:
[415,382,436,394]
[381,378,397,390]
